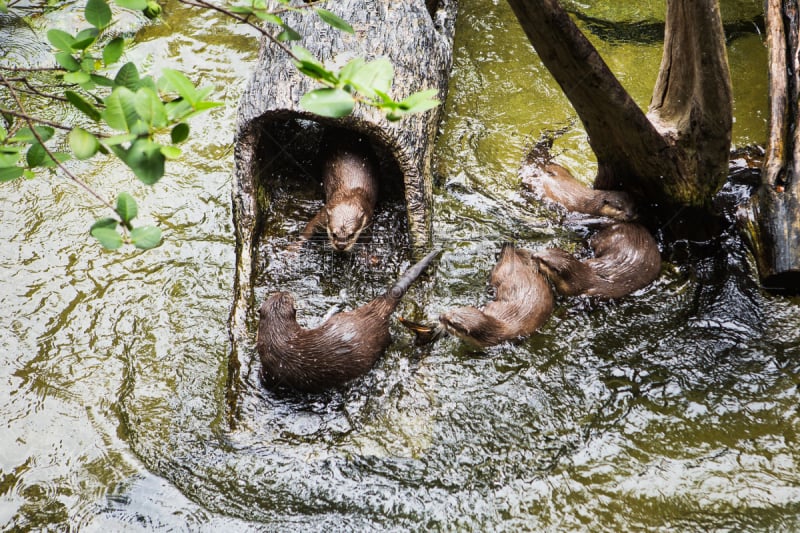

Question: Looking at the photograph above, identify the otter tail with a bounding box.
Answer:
[385,249,441,304]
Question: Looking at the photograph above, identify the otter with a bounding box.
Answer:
[532,222,661,299]
[521,160,636,221]
[296,130,379,252]
[403,244,554,348]
[257,249,440,392]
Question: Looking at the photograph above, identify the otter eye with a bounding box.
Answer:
[347,232,355,241]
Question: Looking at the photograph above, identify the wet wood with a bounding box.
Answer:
[739,0,800,293]
[228,0,458,409]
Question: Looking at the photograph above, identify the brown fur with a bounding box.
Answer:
[257,250,439,392]
[533,222,661,299]
[521,161,636,221]
[439,244,554,348]
[296,131,379,252]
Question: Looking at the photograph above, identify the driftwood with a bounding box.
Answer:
[228,0,457,407]
[739,0,800,293]
[505,0,732,212]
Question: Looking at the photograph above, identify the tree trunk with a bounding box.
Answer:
[505,0,732,212]
[227,0,457,413]
[740,0,800,293]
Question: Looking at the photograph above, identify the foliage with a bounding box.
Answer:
[0,0,441,250]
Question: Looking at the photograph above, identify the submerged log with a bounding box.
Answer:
[739,0,800,294]
[228,0,457,409]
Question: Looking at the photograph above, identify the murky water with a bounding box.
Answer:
[3,0,799,530]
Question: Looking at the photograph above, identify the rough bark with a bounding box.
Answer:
[505,0,732,211]
[228,0,457,410]
[739,0,800,293]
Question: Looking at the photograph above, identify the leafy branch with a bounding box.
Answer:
[0,0,441,251]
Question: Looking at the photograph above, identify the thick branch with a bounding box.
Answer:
[506,0,732,210]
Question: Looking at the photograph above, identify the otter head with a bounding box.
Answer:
[597,191,637,221]
[439,307,503,348]
[531,248,589,296]
[325,197,369,252]
[261,292,297,323]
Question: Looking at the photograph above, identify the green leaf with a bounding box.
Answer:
[39,152,71,167]
[91,227,123,249]
[65,90,102,121]
[254,12,282,25]
[398,88,440,113]
[103,37,125,66]
[91,217,118,231]
[86,0,113,29]
[277,24,302,42]
[0,166,24,182]
[315,8,354,34]
[72,28,99,50]
[159,145,181,159]
[0,1,7,14]
[69,128,100,160]
[64,70,91,85]
[54,51,81,71]
[103,133,137,146]
[130,226,162,249]
[114,62,141,90]
[117,138,165,185]
[134,87,167,128]
[25,143,46,167]
[116,192,138,223]
[338,57,366,84]
[114,0,147,9]
[300,88,354,118]
[10,126,55,144]
[349,58,393,98]
[229,6,254,15]
[47,29,76,52]
[0,124,6,142]
[292,45,321,66]
[90,74,116,87]
[0,151,21,167]
[23,170,35,180]
[103,86,140,132]
[170,122,189,143]
[159,69,198,106]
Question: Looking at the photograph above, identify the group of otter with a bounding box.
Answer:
[257,130,661,393]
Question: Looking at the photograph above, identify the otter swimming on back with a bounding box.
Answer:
[257,249,440,392]
[533,222,661,299]
[295,129,379,252]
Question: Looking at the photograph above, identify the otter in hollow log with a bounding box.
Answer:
[532,222,661,299]
[521,160,636,221]
[257,249,440,392]
[295,130,379,252]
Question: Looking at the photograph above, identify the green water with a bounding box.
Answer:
[2,0,798,531]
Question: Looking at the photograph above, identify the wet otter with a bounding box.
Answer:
[257,249,440,392]
[532,222,661,299]
[296,130,379,252]
[403,244,554,348]
[520,160,636,221]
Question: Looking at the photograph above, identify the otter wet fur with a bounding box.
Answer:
[438,243,554,348]
[257,249,440,392]
[533,222,661,299]
[521,161,637,221]
[296,131,379,252]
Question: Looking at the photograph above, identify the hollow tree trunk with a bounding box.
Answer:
[505,0,732,212]
[740,0,800,293]
[227,0,457,412]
